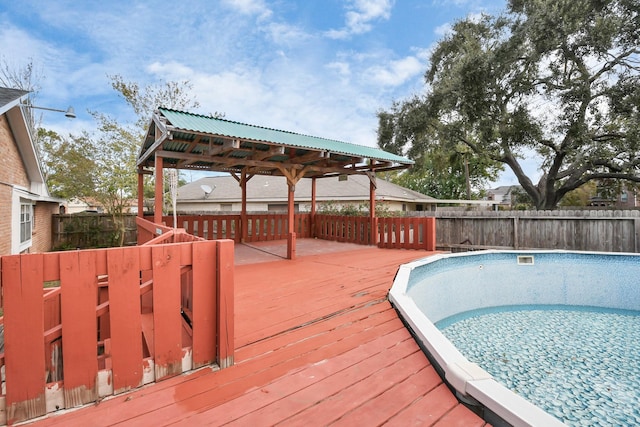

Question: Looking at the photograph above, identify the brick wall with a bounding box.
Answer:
[0,113,41,255]
[0,185,11,255]
[0,115,29,187]
[32,202,60,253]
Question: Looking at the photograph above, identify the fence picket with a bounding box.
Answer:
[107,247,144,394]
[151,244,183,380]
[60,250,99,407]
[3,254,47,424]
[191,241,217,368]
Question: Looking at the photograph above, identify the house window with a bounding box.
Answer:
[220,203,233,211]
[20,203,33,244]
[621,192,628,203]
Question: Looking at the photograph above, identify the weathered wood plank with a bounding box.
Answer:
[60,250,99,407]
[107,247,143,394]
[191,240,217,368]
[3,254,47,424]
[152,244,183,380]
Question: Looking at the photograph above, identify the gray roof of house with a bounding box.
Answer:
[0,87,28,115]
[177,174,437,204]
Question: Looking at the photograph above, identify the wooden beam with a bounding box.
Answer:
[137,169,144,218]
[153,150,409,175]
[208,139,240,156]
[137,113,173,166]
[176,134,205,168]
[154,154,164,225]
[252,145,285,161]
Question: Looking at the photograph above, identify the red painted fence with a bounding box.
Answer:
[315,215,436,251]
[148,213,435,250]
[0,227,234,425]
[315,215,374,245]
[154,214,312,242]
[378,216,436,251]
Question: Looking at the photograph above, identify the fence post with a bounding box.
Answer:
[216,239,235,369]
[425,217,436,251]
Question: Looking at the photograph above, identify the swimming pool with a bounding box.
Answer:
[388,250,640,426]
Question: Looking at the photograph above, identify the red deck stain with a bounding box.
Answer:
[30,241,487,426]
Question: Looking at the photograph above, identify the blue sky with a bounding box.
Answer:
[1,0,523,187]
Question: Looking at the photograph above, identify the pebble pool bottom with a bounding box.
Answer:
[438,306,640,426]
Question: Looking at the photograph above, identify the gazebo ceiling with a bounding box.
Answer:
[137,108,413,179]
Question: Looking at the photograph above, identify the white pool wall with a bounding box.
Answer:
[388,249,640,427]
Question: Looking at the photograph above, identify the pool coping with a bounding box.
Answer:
[389,250,567,427]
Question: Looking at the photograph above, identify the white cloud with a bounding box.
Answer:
[326,61,351,79]
[434,22,453,37]
[221,0,272,20]
[367,56,424,87]
[263,22,311,46]
[325,0,395,39]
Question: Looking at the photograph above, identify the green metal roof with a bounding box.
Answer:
[138,108,413,178]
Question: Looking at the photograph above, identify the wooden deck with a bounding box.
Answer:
[28,240,488,426]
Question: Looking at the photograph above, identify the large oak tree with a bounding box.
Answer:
[378,0,640,209]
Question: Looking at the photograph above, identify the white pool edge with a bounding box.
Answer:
[389,255,566,427]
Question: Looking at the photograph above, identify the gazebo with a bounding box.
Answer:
[136,108,413,259]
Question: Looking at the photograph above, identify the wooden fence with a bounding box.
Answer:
[52,214,138,249]
[0,225,234,425]
[419,210,640,253]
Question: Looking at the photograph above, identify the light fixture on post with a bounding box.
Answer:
[22,104,76,119]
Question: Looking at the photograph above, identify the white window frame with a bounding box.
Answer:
[19,201,34,252]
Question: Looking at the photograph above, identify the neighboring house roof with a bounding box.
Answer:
[138,108,413,179]
[487,185,519,203]
[177,174,437,206]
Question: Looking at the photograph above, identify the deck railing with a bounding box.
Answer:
[314,215,437,251]
[0,221,234,425]
[155,213,312,242]
[146,213,436,251]
[377,216,436,251]
[314,215,374,245]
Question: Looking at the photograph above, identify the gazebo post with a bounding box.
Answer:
[310,177,317,238]
[368,172,378,245]
[137,167,144,218]
[241,170,248,243]
[154,154,164,225]
[287,181,296,260]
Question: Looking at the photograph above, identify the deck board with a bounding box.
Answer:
[29,241,488,426]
